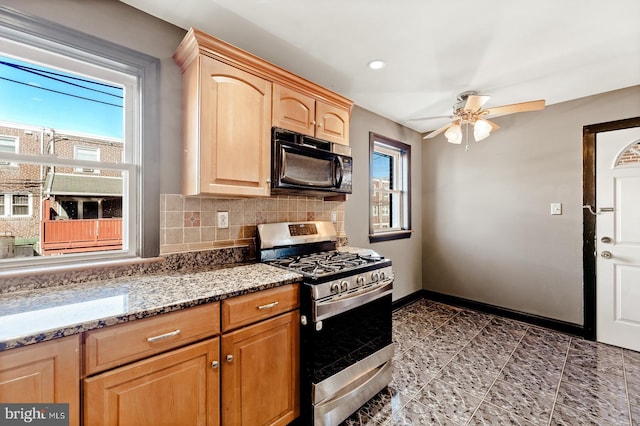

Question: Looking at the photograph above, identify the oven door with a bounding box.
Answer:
[273,141,344,191]
[300,284,393,425]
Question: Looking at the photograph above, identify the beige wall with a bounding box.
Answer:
[346,106,423,302]
[421,85,640,326]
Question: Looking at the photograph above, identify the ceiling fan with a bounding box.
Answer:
[417,91,545,147]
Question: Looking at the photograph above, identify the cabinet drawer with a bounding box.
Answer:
[85,303,220,376]
[222,284,299,331]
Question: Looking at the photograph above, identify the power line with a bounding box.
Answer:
[0,76,123,108]
[0,60,122,99]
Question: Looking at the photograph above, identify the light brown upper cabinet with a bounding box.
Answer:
[176,53,272,197]
[174,29,353,196]
[273,84,350,145]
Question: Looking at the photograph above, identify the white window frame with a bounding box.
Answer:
[74,145,100,173]
[0,135,18,167]
[0,6,160,270]
[369,132,412,242]
[0,192,32,217]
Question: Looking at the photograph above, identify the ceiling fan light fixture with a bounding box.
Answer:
[473,119,492,141]
[444,123,463,144]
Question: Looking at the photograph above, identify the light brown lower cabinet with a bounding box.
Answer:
[221,310,300,426]
[84,338,220,426]
[2,286,300,425]
[0,335,80,426]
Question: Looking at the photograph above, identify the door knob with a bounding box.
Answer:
[601,236,612,243]
[226,354,233,363]
[601,251,612,259]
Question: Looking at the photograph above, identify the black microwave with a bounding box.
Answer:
[271,127,352,196]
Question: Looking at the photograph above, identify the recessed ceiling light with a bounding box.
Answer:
[367,59,385,70]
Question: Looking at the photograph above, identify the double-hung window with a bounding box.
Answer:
[369,132,411,242]
[0,6,159,268]
[0,193,32,217]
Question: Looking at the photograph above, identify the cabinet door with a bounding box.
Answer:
[221,311,299,426]
[84,338,219,426]
[0,335,80,426]
[315,101,350,145]
[198,56,272,197]
[272,84,315,136]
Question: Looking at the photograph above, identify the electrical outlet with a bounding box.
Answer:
[331,211,337,223]
[217,211,229,229]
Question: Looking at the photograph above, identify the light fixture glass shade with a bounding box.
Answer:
[367,59,386,70]
[473,119,492,141]
[444,123,463,144]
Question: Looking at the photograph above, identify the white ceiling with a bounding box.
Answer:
[121,0,640,133]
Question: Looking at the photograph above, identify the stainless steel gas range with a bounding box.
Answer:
[257,221,394,426]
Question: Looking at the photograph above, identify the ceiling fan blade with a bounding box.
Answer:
[464,95,491,112]
[408,114,452,121]
[423,122,452,139]
[484,100,545,118]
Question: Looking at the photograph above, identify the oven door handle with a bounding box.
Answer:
[314,278,393,322]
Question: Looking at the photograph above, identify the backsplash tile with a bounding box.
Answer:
[159,194,346,255]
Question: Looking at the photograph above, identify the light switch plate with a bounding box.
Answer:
[550,203,562,215]
[217,211,229,228]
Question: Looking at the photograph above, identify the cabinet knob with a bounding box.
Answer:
[226,354,234,363]
[211,361,219,369]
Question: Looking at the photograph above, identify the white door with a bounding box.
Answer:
[596,126,640,351]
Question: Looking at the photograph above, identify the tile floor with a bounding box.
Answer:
[342,298,640,425]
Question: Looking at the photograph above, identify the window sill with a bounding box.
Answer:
[0,256,164,280]
[369,230,412,243]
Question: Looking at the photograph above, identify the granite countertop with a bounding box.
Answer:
[0,263,302,352]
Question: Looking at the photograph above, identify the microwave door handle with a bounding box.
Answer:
[335,156,344,187]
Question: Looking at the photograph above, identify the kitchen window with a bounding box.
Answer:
[369,132,411,242]
[0,6,160,268]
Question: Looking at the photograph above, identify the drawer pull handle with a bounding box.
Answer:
[258,301,279,310]
[146,329,181,343]
[226,354,234,363]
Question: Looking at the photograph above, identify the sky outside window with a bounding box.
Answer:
[0,56,123,138]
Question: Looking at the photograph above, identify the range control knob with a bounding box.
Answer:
[356,276,365,287]
[340,281,349,292]
[330,282,340,294]
[379,271,386,280]
[371,272,380,282]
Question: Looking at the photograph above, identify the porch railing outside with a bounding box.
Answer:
[41,218,123,254]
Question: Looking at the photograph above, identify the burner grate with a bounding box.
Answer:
[266,250,386,278]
